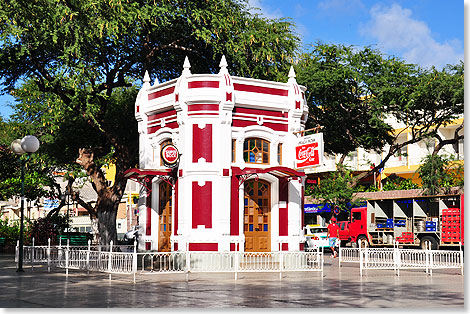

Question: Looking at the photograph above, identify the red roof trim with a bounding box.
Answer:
[188,81,219,89]
[233,83,288,96]
[148,86,175,100]
[187,104,219,112]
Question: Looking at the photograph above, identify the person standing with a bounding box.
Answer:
[327,217,340,258]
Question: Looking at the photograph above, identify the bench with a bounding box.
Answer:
[57,234,90,246]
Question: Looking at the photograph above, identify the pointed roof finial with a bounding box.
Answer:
[153,76,160,86]
[143,70,151,88]
[182,56,191,76]
[219,55,229,75]
[220,55,228,68]
[288,66,296,79]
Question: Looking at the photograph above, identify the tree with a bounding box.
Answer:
[296,43,464,186]
[0,143,53,202]
[0,0,299,244]
[30,214,69,245]
[295,44,397,164]
[306,165,364,213]
[418,154,464,195]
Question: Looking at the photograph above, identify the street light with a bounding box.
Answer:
[60,191,70,231]
[11,135,40,272]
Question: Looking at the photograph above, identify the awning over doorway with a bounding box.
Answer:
[124,168,173,180]
[232,166,305,180]
[124,168,176,189]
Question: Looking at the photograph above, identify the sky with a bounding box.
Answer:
[0,0,465,119]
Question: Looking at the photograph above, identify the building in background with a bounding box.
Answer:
[303,114,464,225]
[0,165,140,241]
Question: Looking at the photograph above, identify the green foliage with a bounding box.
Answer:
[306,165,364,212]
[356,184,379,192]
[389,63,464,133]
[382,178,418,191]
[418,154,464,195]
[0,218,32,245]
[295,43,397,157]
[0,0,298,170]
[295,43,463,189]
[30,214,69,245]
[0,144,54,201]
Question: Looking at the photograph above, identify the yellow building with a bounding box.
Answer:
[304,116,464,187]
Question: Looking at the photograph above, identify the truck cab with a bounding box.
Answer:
[337,221,350,244]
[336,207,373,247]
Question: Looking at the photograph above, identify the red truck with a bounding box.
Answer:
[336,194,464,250]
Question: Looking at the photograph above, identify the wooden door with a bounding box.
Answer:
[158,182,172,252]
[244,180,271,252]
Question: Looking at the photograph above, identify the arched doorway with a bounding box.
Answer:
[158,182,172,252]
[244,179,271,252]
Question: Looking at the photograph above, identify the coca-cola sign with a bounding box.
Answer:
[161,144,180,167]
[295,133,323,168]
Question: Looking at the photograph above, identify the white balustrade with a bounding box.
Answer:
[338,243,464,276]
[16,238,324,282]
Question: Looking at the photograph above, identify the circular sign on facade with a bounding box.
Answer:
[161,144,180,167]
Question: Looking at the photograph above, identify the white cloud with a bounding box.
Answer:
[360,4,463,69]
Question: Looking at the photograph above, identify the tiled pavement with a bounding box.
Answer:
[0,253,464,308]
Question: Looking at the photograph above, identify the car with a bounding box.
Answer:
[304,224,329,250]
[123,226,139,242]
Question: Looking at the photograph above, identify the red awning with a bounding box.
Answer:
[231,166,305,179]
[124,168,173,180]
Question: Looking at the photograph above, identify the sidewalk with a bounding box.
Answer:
[0,253,464,308]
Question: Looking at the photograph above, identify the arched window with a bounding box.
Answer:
[243,138,270,164]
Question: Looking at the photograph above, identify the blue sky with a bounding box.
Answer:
[250,0,464,69]
[0,0,465,119]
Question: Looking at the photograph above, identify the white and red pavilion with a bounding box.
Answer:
[125,56,309,252]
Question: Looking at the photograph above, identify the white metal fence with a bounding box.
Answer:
[16,239,323,282]
[339,243,464,276]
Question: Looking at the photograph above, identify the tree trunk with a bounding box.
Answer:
[90,215,99,244]
[96,199,118,245]
[338,154,346,165]
[76,148,126,245]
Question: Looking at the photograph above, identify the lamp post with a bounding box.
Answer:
[60,191,70,231]
[11,135,40,272]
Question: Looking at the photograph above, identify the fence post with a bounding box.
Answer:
[459,242,464,276]
[133,240,137,284]
[65,239,69,276]
[429,242,433,276]
[394,240,400,277]
[234,240,239,281]
[31,237,35,270]
[359,248,363,277]
[338,247,341,268]
[185,241,190,282]
[108,240,113,281]
[86,239,91,275]
[47,238,51,272]
[15,240,19,265]
[279,241,283,280]
[58,238,62,268]
[425,242,429,275]
[321,246,324,271]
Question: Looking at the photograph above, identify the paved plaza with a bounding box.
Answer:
[0,253,464,309]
